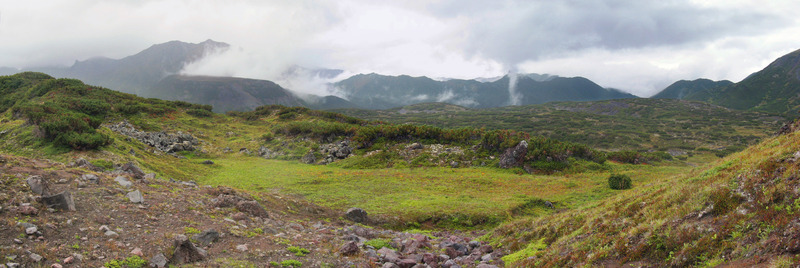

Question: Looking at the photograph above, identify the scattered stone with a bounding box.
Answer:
[63,256,74,264]
[319,140,352,164]
[25,226,37,235]
[73,158,102,172]
[397,259,418,268]
[26,175,50,195]
[476,264,499,268]
[407,142,424,150]
[13,238,23,244]
[192,229,220,246]
[99,225,111,232]
[127,190,144,204]
[301,152,316,164]
[120,162,145,179]
[232,200,267,218]
[231,212,248,221]
[108,121,199,153]
[499,140,528,168]
[478,244,494,254]
[239,148,251,155]
[170,235,207,264]
[382,262,401,268]
[131,248,143,257]
[150,253,167,268]
[105,230,119,237]
[201,160,214,165]
[41,191,76,211]
[144,173,156,180]
[338,241,360,256]
[345,207,368,223]
[51,264,62,268]
[19,204,37,215]
[29,253,43,263]
[235,244,248,252]
[81,174,100,183]
[114,176,133,188]
[378,247,401,263]
[6,263,19,268]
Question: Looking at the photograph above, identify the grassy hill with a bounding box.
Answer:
[1,72,797,267]
[651,78,733,99]
[685,48,800,115]
[335,99,787,158]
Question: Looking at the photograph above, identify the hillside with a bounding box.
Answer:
[651,78,733,99]
[335,99,787,157]
[332,73,637,109]
[149,75,307,113]
[685,48,800,115]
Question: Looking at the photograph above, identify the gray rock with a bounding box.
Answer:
[25,226,37,235]
[74,158,102,171]
[5,263,19,268]
[481,253,493,262]
[201,160,214,165]
[345,207,368,223]
[378,247,401,263]
[407,142,423,150]
[338,241,359,256]
[105,230,119,237]
[19,204,37,215]
[114,176,133,188]
[127,190,144,204]
[149,253,167,268]
[235,244,248,252]
[301,152,316,164]
[397,259,418,268]
[499,140,528,168]
[29,253,43,262]
[41,191,76,211]
[26,175,50,195]
[121,162,145,179]
[476,264,499,268]
[169,235,207,264]
[144,173,157,180]
[108,121,199,154]
[81,174,99,183]
[382,263,401,268]
[191,229,220,246]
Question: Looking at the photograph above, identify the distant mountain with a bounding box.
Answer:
[651,78,733,99]
[24,39,230,96]
[0,67,19,76]
[331,73,637,109]
[149,75,306,113]
[684,48,800,114]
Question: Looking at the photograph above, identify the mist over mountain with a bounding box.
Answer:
[331,73,637,109]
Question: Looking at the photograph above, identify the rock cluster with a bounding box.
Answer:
[107,121,199,153]
[499,140,528,168]
[318,140,352,164]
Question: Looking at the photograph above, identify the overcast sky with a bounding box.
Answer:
[1,0,798,97]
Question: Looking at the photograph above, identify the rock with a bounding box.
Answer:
[407,142,423,150]
[149,253,167,268]
[191,229,220,246]
[301,152,316,164]
[13,238,23,244]
[19,204,38,215]
[99,225,111,232]
[382,263,401,268]
[108,121,199,153]
[423,253,438,267]
[105,230,119,237]
[445,243,469,258]
[26,175,51,195]
[127,190,144,204]
[81,174,100,183]
[29,253,43,262]
[397,259,418,268]
[121,162,145,179]
[545,201,554,209]
[239,148,251,155]
[499,140,528,168]
[476,264,499,268]
[481,253,493,262]
[235,244,248,252]
[231,212,248,221]
[131,248,143,256]
[319,141,353,164]
[169,235,207,264]
[52,263,63,268]
[468,240,480,250]
[73,158,102,171]
[478,244,493,254]
[235,200,268,218]
[6,263,19,268]
[63,256,74,264]
[25,226,37,235]
[114,176,133,188]
[144,173,157,180]
[442,260,457,268]
[345,207,368,223]
[41,191,76,211]
[338,241,360,256]
[378,247,401,263]
[201,160,214,165]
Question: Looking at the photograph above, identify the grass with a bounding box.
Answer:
[202,156,688,228]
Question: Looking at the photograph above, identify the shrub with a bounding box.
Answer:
[186,108,213,117]
[364,239,394,250]
[280,259,302,267]
[608,174,632,190]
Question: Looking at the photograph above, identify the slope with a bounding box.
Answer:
[651,78,733,99]
[686,48,800,115]
[486,118,800,267]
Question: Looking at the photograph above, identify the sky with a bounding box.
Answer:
[0,0,798,97]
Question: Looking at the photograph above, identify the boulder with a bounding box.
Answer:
[127,190,144,204]
[201,160,214,165]
[26,175,50,195]
[81,174,100,184]
[345,207,368,223]
[169,235,207,264]
[114,176,133,188]
[150,253,168,268]
[338,241,360,256]
[192,229,220,246]
[499,140,528,168]
[41,191,76,211]
[301,152,316,164]
[73,158,103,171]
[121,162,145,179]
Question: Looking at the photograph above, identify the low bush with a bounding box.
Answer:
[608,174,632,190]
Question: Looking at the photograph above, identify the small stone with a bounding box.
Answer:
[201,160,214,165]
[29,253,43,262]
[81,174,100,183]
[130,247,143,256]
[114,176,133,188]
[6,263,19,268]
[127,190,144,203]
[149,253,167,268]
[51,264,62,268]
[192,229,220,246]
[231,212,248,221]
[236,244,248,252]
[19,204,38,215]
[63,256,74,264]
[105,230,119,237]
[170,235,207,264]
[25,226,37,235]
[345,207,368,223]
[26,175,50,195]
[338,241,359,256]
[99,225,110,232]
[13,238,23,244]
[42,191,76,211]
[382,263,401,268]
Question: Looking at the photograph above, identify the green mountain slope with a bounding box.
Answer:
[651,78,733,99]
[686,48,800,114]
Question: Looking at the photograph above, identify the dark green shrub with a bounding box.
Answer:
[608,174,632,190]
[186,108,213,117]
